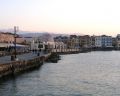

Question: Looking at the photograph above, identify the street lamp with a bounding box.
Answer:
[14,26,19,60]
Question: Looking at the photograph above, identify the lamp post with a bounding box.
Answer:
[14,26,19,60]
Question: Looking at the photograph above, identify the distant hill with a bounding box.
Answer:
[19,32,70,38]
[0,29,83,38]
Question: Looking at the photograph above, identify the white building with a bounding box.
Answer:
[30,39,45,51]
[30,36,55,51]
[54,42,67,49]
[95,35,113,48]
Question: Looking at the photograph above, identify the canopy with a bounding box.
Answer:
[0,43,26,48]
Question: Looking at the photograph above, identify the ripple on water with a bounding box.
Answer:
[0,51,120,96]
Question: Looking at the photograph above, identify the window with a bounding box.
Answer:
[38,44,43,48]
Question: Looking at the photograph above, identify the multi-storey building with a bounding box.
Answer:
[112,37,116,48]
[54,35,80,49]
[54,36,68,44]
[0,32,14,43]
[69,35,79,49]
[95,35,113,48]
[31,34,55,51]
[0,32,25,44]
[90,35,95,48]
[54,36,69,49]
[78,35,91,48]
[116,34,120,49]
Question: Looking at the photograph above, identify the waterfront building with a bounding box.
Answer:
[90,35,96,48]
[116,34,120,49]
[0,32,28,45]
[54,36,69,49]
[54,36,69,47]
[78,35,91,48]
[54,41,67,50]
[19,37,33,45]
[54,36,68,43]
[70,35,79,49]
[0,32,14,43]
[16,37,27,44]
[31,37,45,51]
[0,32,29,54]
[95,35,113,48]
[31,34,55,52]
[54,35,80,50]
[112,37,117,48]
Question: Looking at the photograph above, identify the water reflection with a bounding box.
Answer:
[0,51,120,96]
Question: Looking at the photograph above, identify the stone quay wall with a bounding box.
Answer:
[0,53,51,78]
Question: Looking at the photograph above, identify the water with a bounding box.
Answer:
[0,51,120,96]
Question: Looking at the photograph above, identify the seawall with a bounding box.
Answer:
[0,47,112,79]
[0,53,51,79]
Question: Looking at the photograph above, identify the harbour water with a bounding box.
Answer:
[0,51,120,96]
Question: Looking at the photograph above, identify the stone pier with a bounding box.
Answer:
[0,53,51,78]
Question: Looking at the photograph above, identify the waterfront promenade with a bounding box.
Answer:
[0,51,45,64]
[0,48,81,78]
[0,48,81,64]
[0,50,51,78]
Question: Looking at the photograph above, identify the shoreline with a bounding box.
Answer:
[0,53,51,80]
[0,48,120,80]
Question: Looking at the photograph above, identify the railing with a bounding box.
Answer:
[51,48,80,53]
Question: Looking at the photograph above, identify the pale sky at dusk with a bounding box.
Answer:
[0,0,120,36]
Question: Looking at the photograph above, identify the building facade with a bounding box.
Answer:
[0,32,14,43]
[78,35,91,48]
[116,34,120,49]
[54,36,69,49]
[90,35,95,48]
[69,35,79,49]
[31,36,55,51]
[95,35,113,48]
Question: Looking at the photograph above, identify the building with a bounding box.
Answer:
[116,34,120,49]
[112,37,116,48]
[54,41,67,51]
[54,36,69,49]
[0,32,27,44]
[54,36,69,46]
[16,37,27,44]
[24,37,32,44]
[31,33,55,51]
[90,35,95,48]
[0,32,30,53]
[78,35,91,48]
[54,36,68,42]
[95,35,113,48]
[68,35,79,49]
[0,32,14,43]
[31,37,46,51]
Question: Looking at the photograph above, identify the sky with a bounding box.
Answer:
[0,0,120,36]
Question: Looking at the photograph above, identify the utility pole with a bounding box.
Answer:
[14,26,19,60]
